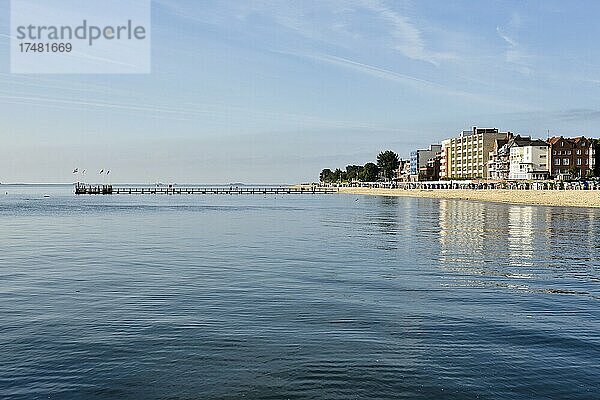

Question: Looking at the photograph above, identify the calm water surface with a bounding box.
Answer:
[1,185,599,399]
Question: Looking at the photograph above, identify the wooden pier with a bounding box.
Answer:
[74,183,338,195]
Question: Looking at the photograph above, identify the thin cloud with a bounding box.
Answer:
[496,24,533,74]
[0,73,141,98]
[0,91,399,131]
[280,51,526,108]
[0,94,198,121]
[496,26,517,48]
[556,108,600,121]
[359,0,455,66]
[299,52,445,87]
[157,0,454,66]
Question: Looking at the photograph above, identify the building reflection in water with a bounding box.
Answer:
[374,196,402,236]
[373,196,445,255]
[438,199,600,296]
[507,205,535,267]
[438,199,490,273]
[438,200,540,271]
[360,196,446,259]
[539,206,600,270]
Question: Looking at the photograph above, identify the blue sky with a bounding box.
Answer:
[2,0,600,183]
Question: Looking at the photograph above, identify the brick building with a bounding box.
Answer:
[548,136,593,179]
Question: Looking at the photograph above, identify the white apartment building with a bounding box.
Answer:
[508,138,550,180]
[441,127,507,179]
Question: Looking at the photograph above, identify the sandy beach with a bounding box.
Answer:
[338,187,600,208]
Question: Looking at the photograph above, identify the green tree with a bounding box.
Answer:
[332,168,346,183]
[360,162,379,182]
[377,150,400,181]
[345,165,363,181]
[320,168,333,182]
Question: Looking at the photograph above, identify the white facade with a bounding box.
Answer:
[508,144,549,180]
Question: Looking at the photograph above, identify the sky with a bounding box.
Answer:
[2,0,600,183]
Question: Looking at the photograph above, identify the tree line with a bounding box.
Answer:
[320,150,400,183]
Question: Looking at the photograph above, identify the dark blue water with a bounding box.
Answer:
[1,185,599,399]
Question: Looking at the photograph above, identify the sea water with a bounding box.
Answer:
[1,185,598,399]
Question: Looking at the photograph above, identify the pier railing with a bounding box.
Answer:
[74,183,338,195]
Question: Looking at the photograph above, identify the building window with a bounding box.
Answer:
[555,159,560,165]
[577,159,582,165]
[563,159,570,165]
[577,149,582,155]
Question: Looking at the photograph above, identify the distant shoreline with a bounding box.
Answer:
[337,187,600,208]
